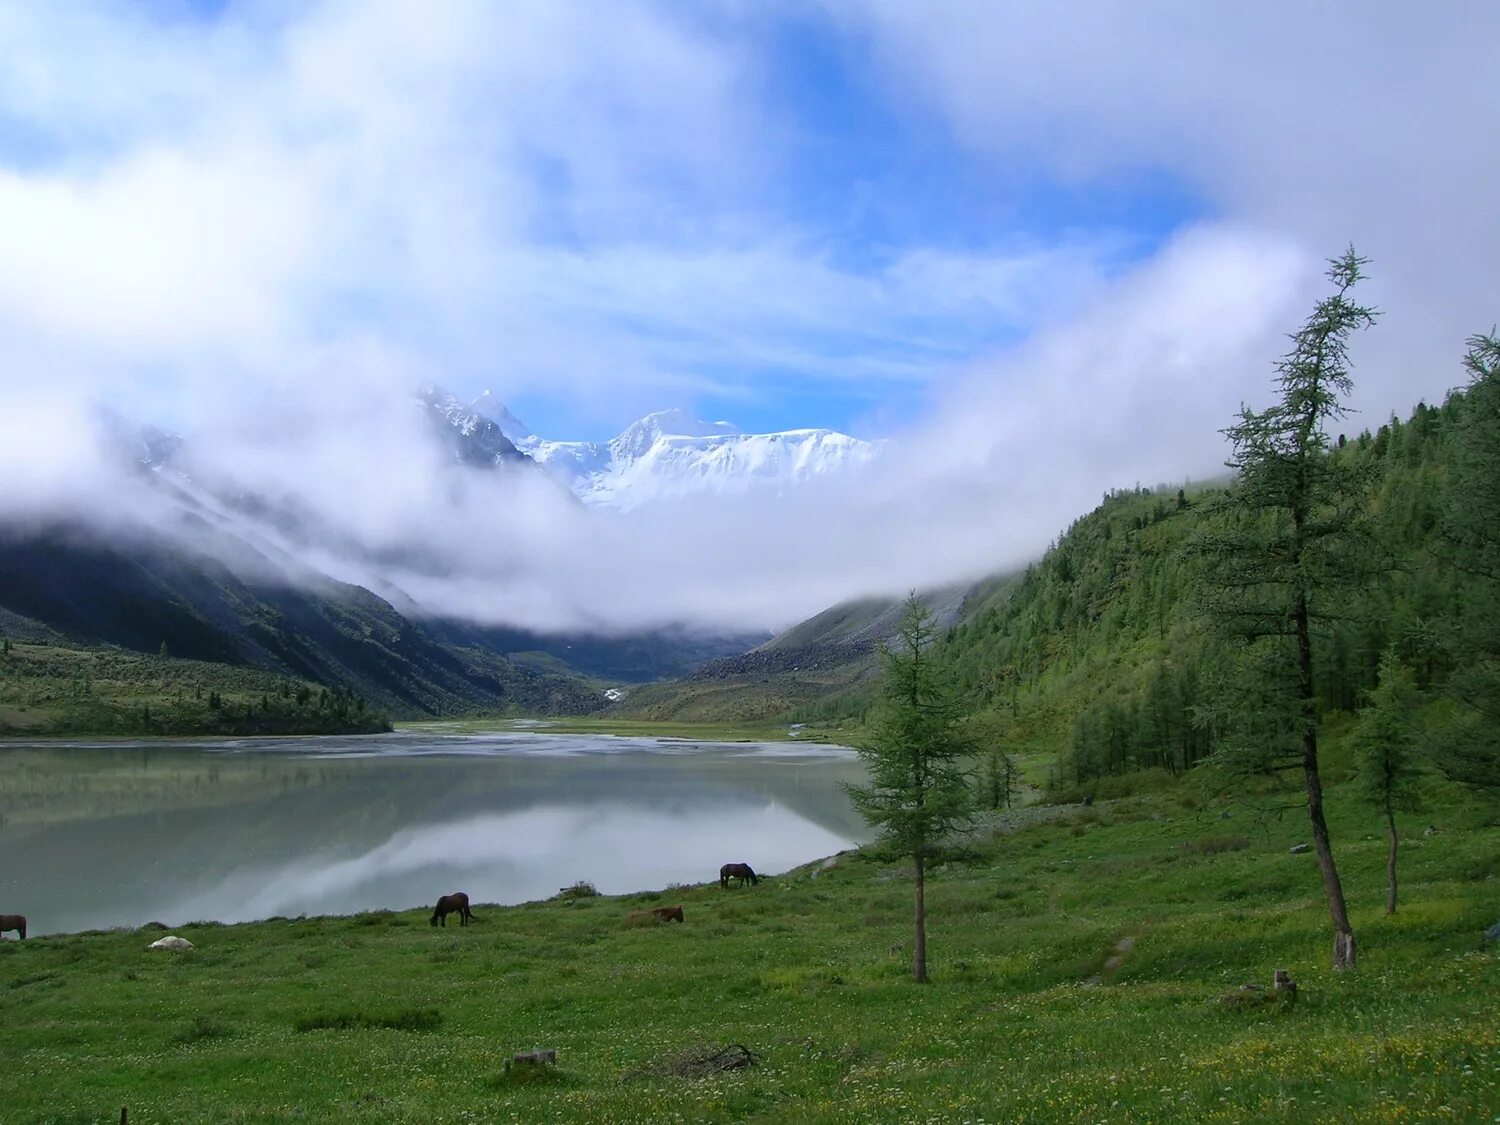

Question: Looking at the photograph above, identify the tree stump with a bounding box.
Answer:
[1273,968,1297,1004]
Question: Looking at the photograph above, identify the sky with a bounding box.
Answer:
[1,2,1497,633]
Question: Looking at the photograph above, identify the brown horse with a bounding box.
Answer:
[719,862,758,888]
[628,905,684,925]
[0,914,25,940]
[430,892,474,927]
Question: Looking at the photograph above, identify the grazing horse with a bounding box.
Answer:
[0,914,24,940]
[719,862,758,889]
[628,905,684,926]
[430,892,474,927]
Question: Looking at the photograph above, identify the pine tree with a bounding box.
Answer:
[1351,651,1423,914]
[1436,332,1500,789]
[846,593,974,983]
[1195,247,1377,969]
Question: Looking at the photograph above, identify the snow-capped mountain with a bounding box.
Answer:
[468,395,880,509]
[416,385,531,467]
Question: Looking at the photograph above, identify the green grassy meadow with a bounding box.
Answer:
[2,776,1495,1123]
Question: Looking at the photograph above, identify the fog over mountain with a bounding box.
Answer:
[0,228,1314,634]
[0,3,1495,635]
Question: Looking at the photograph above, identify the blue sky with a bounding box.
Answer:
[504,11,1208,440]
[0,1,1225,443]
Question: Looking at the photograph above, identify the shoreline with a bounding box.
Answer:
[2,716,860,748]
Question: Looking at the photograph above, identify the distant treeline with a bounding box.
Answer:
[0,644,391,737]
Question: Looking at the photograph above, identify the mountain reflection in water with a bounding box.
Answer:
[0,732,871,935]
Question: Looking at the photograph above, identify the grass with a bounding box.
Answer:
[1,778,1495,1122]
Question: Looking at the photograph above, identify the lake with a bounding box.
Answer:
[0,731,871,936]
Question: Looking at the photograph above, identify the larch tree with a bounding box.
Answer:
[1437,332,1500,790]
[1351,650,1423,914]
[846,593,974,984]
[1196,247,1377,969]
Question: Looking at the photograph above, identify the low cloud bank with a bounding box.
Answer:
[2,223,1370,636]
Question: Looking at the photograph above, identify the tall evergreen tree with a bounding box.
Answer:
[1436,332,1500,789]
[846,593,974,983]
[1195,247,1377,969]
[1351,651,1423,914]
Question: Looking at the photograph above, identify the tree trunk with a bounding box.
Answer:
[913,851,928,984]
[1297,593,1357,968]
[1385,797,1399,915]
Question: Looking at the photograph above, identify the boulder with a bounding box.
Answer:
[1288,844,1311,855]
[1483,920,1500,943]
[148,935,194,951]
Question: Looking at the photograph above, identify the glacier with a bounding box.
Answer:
[469,394,881,509]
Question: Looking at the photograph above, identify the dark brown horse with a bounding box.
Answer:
[719,862,758,889]
[0,914,25,940]
[430,892,474,927]
[627,905,684,925]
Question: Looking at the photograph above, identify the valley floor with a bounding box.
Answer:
[1,779,1496,1123]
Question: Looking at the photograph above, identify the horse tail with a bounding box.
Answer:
[430,907,440,926]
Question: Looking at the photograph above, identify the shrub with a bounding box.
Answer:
[294,1008,442,1033]
[174,1015,232,1043]
[1188,835,1252,855]
[554,881,601,900]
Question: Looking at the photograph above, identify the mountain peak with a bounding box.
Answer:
[418,389,878,507]
[612,409,740,462]
[470,390,533,443]
[415,385,527,467]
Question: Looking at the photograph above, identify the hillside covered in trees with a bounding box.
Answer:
[659,330,1499,809]
[939,341,1497,797]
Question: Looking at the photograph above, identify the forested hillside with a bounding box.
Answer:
[940,349,1497,794]
[0,527,606,729]
[672,335,1499,807]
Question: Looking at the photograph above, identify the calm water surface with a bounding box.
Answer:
[0,731,871,935]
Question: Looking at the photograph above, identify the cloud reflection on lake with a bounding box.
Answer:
[0,733,870,934]
[160,799,852,924]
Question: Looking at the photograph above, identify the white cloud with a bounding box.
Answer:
[111,224,1301,635]
[837,0,1500,419]
[0,2,1493,636]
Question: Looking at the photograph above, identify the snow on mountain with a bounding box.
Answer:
[469,395,880,509]
[470,390,534,443]
[417,385,530,467]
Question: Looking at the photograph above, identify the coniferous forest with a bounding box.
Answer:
[769,317,1500,823]
[933,329,1500,803]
